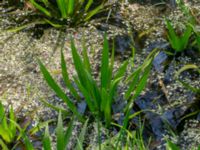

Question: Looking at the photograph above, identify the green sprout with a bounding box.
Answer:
[166,19,193,52]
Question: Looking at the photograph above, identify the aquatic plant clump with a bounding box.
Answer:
[39,35,156,127]
[27,0,110,27]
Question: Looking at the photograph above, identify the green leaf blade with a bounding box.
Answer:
[38,59,82,121]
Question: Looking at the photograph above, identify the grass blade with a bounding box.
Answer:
[110,77,123,103]
[108,41,115,83]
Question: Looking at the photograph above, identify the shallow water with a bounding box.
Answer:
[0,1,200,149]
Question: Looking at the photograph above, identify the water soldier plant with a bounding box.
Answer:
[39,35,129,127]
[39,35,157,127]
[165,19,193,52]
[175,0,200,52]
[28,0,109,27]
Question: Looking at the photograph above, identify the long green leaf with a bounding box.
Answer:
[29,0,51,17]
[38,59,83,121]
[132,59,152,100]
[0,139,9,150]
[0,126,11,143]
[84,5,103,21]
[166,19,179,50]
[71,39,101,108]
[68,0,75,15]
[82,37,92,74]
[43,125,52,150]
[9,106,16,140]
[61,50,79,99]
[44,19,63,28]
[181,25,192,50]
[71,39,86,85]
[23,134,34,150]
[166,19,192,52]
[101,35,109,89]
[39,97,69,115]
[82,70,101,108]
[124,68,141,100]
[74,78,95,113]
[75,119,89,150]
[30,119,54,135]
[114,60,128,80]
[56,111,65,150]
[64,117,74,147]
[86,71,102,108]
[0,103,8,131]
[41,0,49,6]
[85,0,93,12]
[57,0,67,18]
